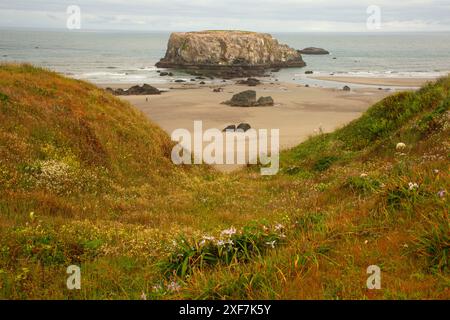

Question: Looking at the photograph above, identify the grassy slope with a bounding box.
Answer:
[0,64,448,299]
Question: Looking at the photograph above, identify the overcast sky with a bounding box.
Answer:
[0,0,449,32]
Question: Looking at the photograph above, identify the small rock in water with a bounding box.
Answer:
[298,47,329,55]
[343,85,351,91]
[305,70,313,74]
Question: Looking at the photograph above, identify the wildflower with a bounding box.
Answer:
[221,227,236,237]
[140,292,147,300]
[396,142,406,151]
[408,182,419,191]
[364,240,369,245]
[266,240,276,248]
[29,211,35,220]
[216,240,225,246]
[167,281,181,292]
[152,284,162,292]
[199,239,206,247]
[434,169,439,174]
[437,190,446,198]
[202,235,215,241]
[274,223,284,231]
[360,173,368,178]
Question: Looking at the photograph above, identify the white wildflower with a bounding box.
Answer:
[140,292,147,300]
[167,281,181,292]
[396,142,406,151]
[274,223,284,231]
[221,227,236,237]
[265,240,276,248]
[408,182,419,191]
[152,284,162,292]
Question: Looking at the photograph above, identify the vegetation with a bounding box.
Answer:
[0,64,448,299]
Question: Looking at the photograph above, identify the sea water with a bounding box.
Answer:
[1,29,449,87]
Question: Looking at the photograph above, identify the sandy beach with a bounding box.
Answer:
[310,76,440,87]
[99,80,394,170]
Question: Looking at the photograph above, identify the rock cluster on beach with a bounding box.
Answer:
[156,30,306,78]
[106,84,161,95]
[236,77,261,86]
[223,123,252,132]
[223,90,274,107]
[298,47,330,55]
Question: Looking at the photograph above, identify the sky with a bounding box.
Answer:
[0,0,449,32]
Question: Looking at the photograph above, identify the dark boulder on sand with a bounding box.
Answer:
[223,90,275,107]
[236,77,261,86]
[223,124,236,132]
[257,96,274,106]
[106,84,161,96]
[224,90,257,107]
[343,85,351,91]
[236,123,251,132]
[298,47,330,55]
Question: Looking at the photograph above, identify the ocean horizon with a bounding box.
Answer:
[1,28,450,86]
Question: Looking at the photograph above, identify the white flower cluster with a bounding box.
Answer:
[408,182,419,191]
[34,160,75,194]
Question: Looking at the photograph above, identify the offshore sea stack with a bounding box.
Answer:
[156,30,306,78]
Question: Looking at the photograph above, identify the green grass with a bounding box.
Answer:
[0,64,449,299]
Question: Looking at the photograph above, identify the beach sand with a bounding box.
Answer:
[99,81,394,171]
[310,76,439,87]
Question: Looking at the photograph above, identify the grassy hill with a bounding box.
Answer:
[0,64,448,299]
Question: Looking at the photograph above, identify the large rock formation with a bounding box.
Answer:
[156,31,305,78]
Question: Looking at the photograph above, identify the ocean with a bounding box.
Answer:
[1,29,449,87]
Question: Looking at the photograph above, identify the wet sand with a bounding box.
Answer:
[310,76,440,87]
